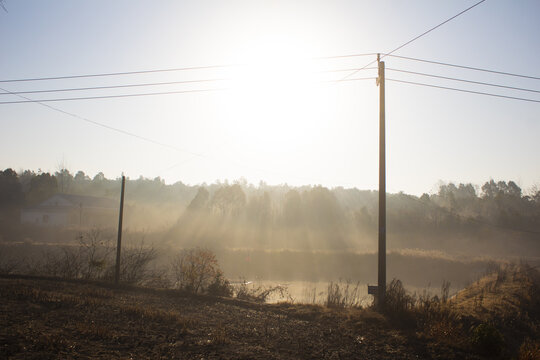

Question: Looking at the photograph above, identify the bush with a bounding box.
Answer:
[28,229,157,285]
[115,240,157,283]
[385,279,414,314]
[171,247,231,295]
[78,228,114,279]
[470,323,504,356]
[235,281,290,303]
[207,272,233,297]
[325,280,362,308]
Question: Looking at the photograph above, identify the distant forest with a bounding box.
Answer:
[1,168,539,258]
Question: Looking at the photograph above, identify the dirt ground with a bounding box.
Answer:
[0,275,482,359]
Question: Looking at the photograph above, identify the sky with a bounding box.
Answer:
[1,0,539,196]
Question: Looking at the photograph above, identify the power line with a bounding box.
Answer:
[313,53,378,60]
[384,54,540,81]
[386,78,540,104]
[317,67,377,74]
[0,87,228,104]
[0,87,207,157]
[382,0,486,60]
[0,76,380,104]
[0,78,228,96]
[0,68,377,96]
[326,77,377,83]
[1,74,537,105]
[0,86,325,186]
[342,0,486,80]
[8,65,538,100]
[0,64,240,84]
[0,53,379,84]
[339,59,378,81]
[386,68,540,94]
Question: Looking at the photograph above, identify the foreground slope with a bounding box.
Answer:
[0,275,489,360]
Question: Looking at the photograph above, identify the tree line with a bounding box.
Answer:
[1,168,539,254]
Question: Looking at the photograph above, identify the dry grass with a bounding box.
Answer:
[234,280,292,303]
[379,262,540,358]
[326,280,363,308]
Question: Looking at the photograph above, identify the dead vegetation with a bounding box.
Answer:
[325,280,364,308]
[1,262,538,359]
[378,262,540,358]
[234,280,292,303]
[0,275,468,359]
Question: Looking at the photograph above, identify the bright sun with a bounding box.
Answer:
[221,40,335,164]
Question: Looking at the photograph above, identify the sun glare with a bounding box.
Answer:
[222,40,334,165]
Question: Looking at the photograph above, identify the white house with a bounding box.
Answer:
[21,194,118,227]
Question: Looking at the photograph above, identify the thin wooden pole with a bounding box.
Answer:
[377,54,386,307]
[115,175,125,285]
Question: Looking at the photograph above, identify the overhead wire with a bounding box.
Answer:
[0,64,240,84]
[386,68,540,94]
[0,78,229,96]
[313,53,378,60]
[384,54,540,81]
[342,0,487,80]
[2,73,539,104]
[0,85,340,186]
[380,0,486,61]
[0,68,377,97]
[317,67,377,74]
[0,87,228,104]
[0,53,378,84]
[326,77,377,83]
[386,78,540,104]
[0,86,208,157]
[0,73,381,104]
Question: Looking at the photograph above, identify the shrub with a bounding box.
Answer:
[78,228,114,280]
[171,247,231,295]
[235,281,290,303]
[470,323,504,356]
[41,247,83,278]
[207,272,233,297]
[385,279,414,314]
[325,280,362,308]
[30,229,156,284]
[115,240,157,283]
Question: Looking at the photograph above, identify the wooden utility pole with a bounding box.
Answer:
[115,175,126,285]
[376,54,386,306]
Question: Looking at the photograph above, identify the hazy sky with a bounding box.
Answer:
[1,0,539,195]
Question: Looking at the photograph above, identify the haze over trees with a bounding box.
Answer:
[1,167,539,259]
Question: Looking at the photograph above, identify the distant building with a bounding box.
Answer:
[21,194,118,227]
